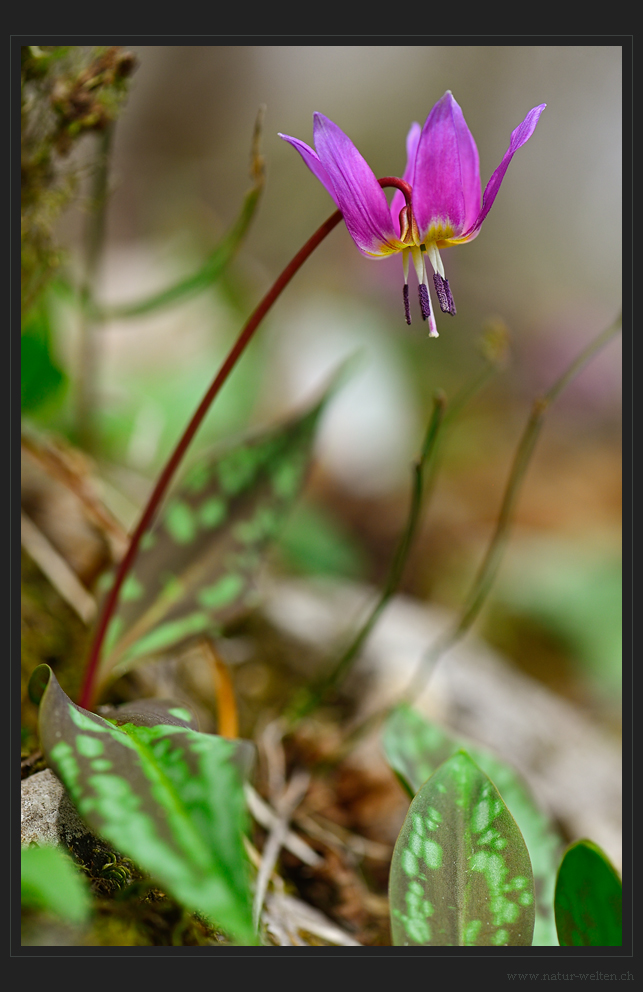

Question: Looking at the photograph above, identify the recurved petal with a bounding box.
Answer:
[461,103,546,239]
[413,92,481,241]
[312,112,401,256]
[391,121,421,236]
[278,132,340,206]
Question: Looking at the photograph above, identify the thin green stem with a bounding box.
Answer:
[403,311,622,701]
[78,208,343,710]
[285,392,447,724]
[284,336,507,727]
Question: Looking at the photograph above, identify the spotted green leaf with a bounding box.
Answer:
[29,664,257,945]
[382,703,560,946]
[99,395,328,689]
[554,839,622,946]
[21,844,91,925]
[389,750,535,946]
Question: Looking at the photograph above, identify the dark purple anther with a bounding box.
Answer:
[403,284,411,325]
[433,273,456,315]
[418,283,432,321]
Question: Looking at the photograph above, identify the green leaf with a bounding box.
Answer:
[30,664,258,945]
[21,291,67,413]
[382,703,561,946]
[495,539,622,704]
[99,395,328,687]
[21,844,91,924]
[389,751,535,946]
[554,839,622,946]
[276,500,368,579]
[97,115,264,321]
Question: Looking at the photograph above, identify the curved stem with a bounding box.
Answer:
[78,208,342,709]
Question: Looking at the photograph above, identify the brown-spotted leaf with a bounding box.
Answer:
[382,703,561,945]
[100,394,328,685]
[389,750,535,946]
[29,664,257,944]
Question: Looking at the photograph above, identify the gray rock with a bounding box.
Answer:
[21,768,92,849]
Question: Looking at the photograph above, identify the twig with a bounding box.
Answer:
[243,784,321,868]
[264,891,362,947]
[252,770,311,930]
[293,810,392,861]
[21,511,97,624]
[21,432,128,560]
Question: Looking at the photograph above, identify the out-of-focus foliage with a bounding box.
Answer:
[554,839,622,946]
[29,664,257,945]
[96,390,330,696]
[21,45,136,316]
[389,750,535,946]
[21,843,91,924]
[21,280,68,414]
[382,703,561,945]
[491,539,622,705]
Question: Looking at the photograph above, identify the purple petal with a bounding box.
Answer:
[462,103,546,239]
[413,92,481,241]
[312,113,401,256]
[391,122,421,235]
[278,132,340,206]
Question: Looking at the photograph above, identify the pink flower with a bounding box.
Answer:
[279,92,546,335]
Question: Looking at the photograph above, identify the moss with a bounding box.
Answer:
[20,45,137,316]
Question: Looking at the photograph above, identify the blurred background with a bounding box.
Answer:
[23,44,622,731]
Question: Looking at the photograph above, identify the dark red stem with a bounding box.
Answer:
[78,208,342,709]
[378,176,413,205]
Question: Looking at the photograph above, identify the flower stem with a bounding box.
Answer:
[78,208,342,709]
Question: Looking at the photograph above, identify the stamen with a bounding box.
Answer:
[403,284,411,325]
[433,273,456,315]
[418,284,432,321]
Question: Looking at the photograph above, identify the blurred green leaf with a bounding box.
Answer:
[389,750,535,946]
[382,703,561,945]
[98,111,265,321]
[496,539,622,702]
[21,291,67,413]
[99,393,328,687]
[276,500,368,579]
[30,664,257,945]
[554,839,622,946]
[21,844,91,924]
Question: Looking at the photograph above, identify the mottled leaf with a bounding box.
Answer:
[30,664,257,945]
[382,703,560,946]
[21,844,91,924]
[554,839,622,946]
[389,750,535,946]
[100,395,328,686]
